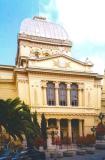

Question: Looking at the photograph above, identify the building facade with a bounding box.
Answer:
[0,16,103,142]
[101,71,105,114]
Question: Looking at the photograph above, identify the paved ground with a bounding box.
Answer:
[46,149,105,160]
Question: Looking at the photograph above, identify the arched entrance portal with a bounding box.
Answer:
[71,119,79,143]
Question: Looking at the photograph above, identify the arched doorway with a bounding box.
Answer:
[71,119,79,143]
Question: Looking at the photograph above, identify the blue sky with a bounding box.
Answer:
[0,0,105,73]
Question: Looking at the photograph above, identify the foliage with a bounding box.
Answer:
[52,136,61,145]
[61,137,71,145]
[41,113,47,149]
[0,98,27,140]
[26,111,41,147]
[32,111,40,137]
[52,136,71,146]
[0,97,41,148]
[76,134,96,147]
[76,136,86,146]
[34,137,45,149]
[96,122,105,136]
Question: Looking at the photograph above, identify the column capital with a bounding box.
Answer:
[78,83,84,90]
[65,83,71,89]
[41,80,48,88]
[54,81,59,89]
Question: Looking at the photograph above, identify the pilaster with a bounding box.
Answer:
[79,120,83,136]
[54,81,59,106]
[66,83,71,106]
[78,83,84,106]
[57,119,61,137]
[68,119,72,138]
[41,81,47,106]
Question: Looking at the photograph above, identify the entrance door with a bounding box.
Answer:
[71,119,79,143]
[60,119,68,140]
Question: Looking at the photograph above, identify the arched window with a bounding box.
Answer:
[71,83,78,106]
[59,83,67,106]
[47,82,55,106]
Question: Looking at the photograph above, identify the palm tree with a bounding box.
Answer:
[0,97,42,147]
[0,98,33,142]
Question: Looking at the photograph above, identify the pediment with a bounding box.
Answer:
[28,55,92,72]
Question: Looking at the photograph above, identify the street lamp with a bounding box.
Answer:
[91,126,96,136]
[98,112,104,124]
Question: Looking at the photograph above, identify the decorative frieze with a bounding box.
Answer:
[16,79,28,83]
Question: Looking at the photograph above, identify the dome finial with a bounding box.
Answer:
[33,16,46,21]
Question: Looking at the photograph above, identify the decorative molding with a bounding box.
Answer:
[19,34,72,47]
[41,80,47,88]
[78,83,84,90]
[53,59,71,68]
[54,81,59,89]
[16,79,28,83]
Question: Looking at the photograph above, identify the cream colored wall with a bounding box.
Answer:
[28,73,43,107]
[0,83,17,99]
[26,72,101,111]
[16,73,30,105]
[84,116,95,136]
[0,69,17,99]
[0,68,102,136]
[0,70,14,80]
[101,74,105,114]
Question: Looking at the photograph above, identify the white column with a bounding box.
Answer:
[68,119,72,138]
[42,81,47,106]
[67,83,70,106]
[79,89,82,106]
[46,119,48,128]
[78,83,84,106]
[79,120,83,137]
[54,82,59,106]
[57,119,61,137]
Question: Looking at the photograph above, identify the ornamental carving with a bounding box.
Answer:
[78,83,84,90]
[29,46,68,58]
[53,59,70,68]
[41,80,47,88]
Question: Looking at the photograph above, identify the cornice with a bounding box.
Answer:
[0,79,15,83]
[36,112,97,117]
[0,65,102,80]
[14,67,26,73]
[18,33,72,47]
[28,54,93,67]
[26,67,103,79]
[0,65,15,70]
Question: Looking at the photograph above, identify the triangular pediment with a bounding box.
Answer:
[28,54,92,72]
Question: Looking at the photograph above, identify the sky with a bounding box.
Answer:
[0,0,105,74]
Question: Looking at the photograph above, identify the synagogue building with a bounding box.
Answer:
[0,16,103,142]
